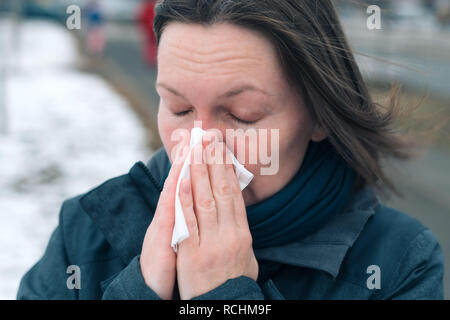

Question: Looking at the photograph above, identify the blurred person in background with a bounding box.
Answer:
[138,0,158,66]
[84,0,105,56]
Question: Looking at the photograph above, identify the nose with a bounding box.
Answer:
[192,115,226,143]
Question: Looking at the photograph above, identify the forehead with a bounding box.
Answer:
[157,22,281,84]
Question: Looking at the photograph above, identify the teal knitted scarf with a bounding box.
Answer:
[246,140,356,249]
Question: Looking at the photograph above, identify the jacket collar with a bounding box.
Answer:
[253,186,378,278]
[80,148,378,278]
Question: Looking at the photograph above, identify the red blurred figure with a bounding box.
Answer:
[85,0,106,56]
[138,0,158,66]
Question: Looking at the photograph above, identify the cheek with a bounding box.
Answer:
[282,115,313,152]
[277,120,313,174]
[254,110,314,176]
[158,106,186,161]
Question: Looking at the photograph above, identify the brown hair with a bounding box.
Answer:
[153,0,415,193]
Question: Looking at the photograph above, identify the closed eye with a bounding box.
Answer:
[173,110,258,125]
[174,110,192,116]
[228,113,257,125]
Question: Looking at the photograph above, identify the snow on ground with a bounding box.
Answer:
[0,19,151,299]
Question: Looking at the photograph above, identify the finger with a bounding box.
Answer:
[225,148,249,229]
[190,143,218,241]
[205,142,237,228]
[178,178,199,248]
[154,143,190,222]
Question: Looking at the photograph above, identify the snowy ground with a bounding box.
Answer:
[0,19,150,299]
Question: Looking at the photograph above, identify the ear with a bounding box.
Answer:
[311,125,327,142]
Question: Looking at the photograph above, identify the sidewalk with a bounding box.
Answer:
[81,22,161,149]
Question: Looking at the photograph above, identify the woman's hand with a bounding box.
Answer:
[176,139,259,300]
[140,142,188,300]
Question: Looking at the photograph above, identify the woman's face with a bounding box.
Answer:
[156,22,325,206]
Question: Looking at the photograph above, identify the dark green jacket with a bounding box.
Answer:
[17,148,445,299]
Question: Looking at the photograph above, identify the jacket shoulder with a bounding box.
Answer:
[360,203,428,248]
[345,203,433,267]
[340,203,444,298]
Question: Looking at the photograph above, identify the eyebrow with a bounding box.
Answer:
[155,82,275,101]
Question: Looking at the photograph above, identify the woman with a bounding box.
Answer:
[18,0,444,300]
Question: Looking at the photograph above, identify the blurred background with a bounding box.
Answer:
[0,0,449,299]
